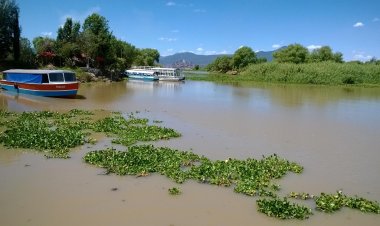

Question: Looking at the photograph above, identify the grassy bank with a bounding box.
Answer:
[187,62,380,86]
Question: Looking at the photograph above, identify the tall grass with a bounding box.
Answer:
[189,62,380,86]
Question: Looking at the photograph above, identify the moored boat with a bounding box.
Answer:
[1,69,79,97]
[152,67,185,81]
[129,66,185,81]
[124,69,159,81]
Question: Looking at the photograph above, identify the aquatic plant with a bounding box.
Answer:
[315,191,380,214]
[256,197,313,220]
[0,111,90,158]
[0,110,181,158]
[83,146,303,196]
[168,187,181,195]
[92,114,181,146]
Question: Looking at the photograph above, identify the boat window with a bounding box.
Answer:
[49,73,64,82]
[64,72,76,82]
[42,74,49,83]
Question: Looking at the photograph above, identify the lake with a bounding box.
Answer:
[0,80,379,226]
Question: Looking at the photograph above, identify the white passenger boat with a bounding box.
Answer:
[124,69,159,81]
[130,66,185,81]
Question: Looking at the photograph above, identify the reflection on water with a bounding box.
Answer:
[1,81,380,226]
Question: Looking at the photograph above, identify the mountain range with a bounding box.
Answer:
[159,48,281,68]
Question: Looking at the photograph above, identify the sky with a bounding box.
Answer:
[17,0,380,61]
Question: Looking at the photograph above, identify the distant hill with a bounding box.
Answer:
[159,48,282,68]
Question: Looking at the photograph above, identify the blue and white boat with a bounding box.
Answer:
[124,69,159,81]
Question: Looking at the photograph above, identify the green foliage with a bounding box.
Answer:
[273,44,309,64]
[92,114,181,146]
[57,18,80,43]
[308,46,343,63]
[0,110,180,158]
[0,110,93,158]
[315,191,380,214]
[256,197,313,220]
[193,62,380,86]
[134,48,160,66]
[232,46,257,70]
[84,146,302,194]
[0,0,20,60]
[168,187,181,195]
[206,55,232,73]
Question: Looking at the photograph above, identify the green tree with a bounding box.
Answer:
[0,0,20,60]
[308,46,343,63]
[134,48,160,66]
[57,18,80,43]
[19,37,36,66]
[206,56,232,73]
[56,18,81,66]
[108,37,138,72]
[273,44,309,64]
[33,36,57,65]
[232,46,257,69]
[81,13,112,68]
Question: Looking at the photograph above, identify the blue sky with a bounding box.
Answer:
[18,0,380,61]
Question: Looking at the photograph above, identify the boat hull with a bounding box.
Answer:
[127,75,158,81]
[158,76,185,81]
[0,81,79,97]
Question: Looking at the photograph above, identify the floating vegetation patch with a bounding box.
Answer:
[168,187,181,195]
[0,110,92,158]
[256,197,313,220]
[92,115,181,146]
[83,145,303,197]
[0,110,181,158]
[315,191,380,214]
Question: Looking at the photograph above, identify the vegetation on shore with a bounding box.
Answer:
[202,44,380,86]
[1,0,160,78]
[190,62,380,86]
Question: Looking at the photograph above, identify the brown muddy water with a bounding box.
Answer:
[0,80,379,226]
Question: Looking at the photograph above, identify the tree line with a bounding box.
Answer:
[0,0,159,75]
[206,44,347,73]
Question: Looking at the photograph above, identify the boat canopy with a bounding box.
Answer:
[3,72,42,83]
[2,69,76,83]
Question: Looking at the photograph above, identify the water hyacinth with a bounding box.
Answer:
[0,110,91,158]
[168,187,181,195]
[256,197,313,220]
[315,191,380,214]
[0,110,181,158]
[92,115,181,146]
[83,145,303,196]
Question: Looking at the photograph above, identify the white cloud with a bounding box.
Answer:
[352,50,373,61]
[307,45,322,50]
[167,48,173,52]
[220,50,228,54]
[353,22,364,27]
[272,44,281,49]
[61,6,101,24]
[41,32,52,37]
[193,9,206,13]
[373,17,379,22]
[353,54,372,61]
[205,50,217,55]
[166,1,176,6]
[158,37,177,42]
[238,45,244,49]
[171,29,179,33]
[196,47,204,52]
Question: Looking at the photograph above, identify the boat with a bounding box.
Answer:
[124,69,159,81]
[1,69,79,97]
[128,66,185,81]
[152,67,185,81]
